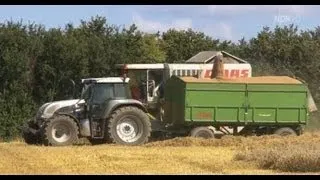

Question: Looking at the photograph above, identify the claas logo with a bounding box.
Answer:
[204,69,249,78]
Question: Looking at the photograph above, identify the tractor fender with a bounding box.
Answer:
[54,112,81,128]
[54,105,81,126]
[54,112,91,137]
[102,99,147,119]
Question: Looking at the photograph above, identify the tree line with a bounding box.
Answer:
[1,16,319,139]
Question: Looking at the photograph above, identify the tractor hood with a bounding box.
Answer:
[38,99,85,119]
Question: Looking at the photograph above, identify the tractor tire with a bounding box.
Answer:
[190,127,215,139]
[274,127,297,136]
[42,115,79,146]
[107,106,151,146]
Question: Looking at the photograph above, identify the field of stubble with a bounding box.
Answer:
[1,130,320,175]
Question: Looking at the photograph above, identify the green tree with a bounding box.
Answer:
[162,28,219,63]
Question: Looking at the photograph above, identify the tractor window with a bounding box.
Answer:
[114,83,131,98]
[126,70,147,101]
[91,84,114,104]
[148,70,163,85]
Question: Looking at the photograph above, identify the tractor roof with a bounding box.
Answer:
[81,77,130,84]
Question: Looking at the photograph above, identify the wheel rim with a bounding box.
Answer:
[116,115,143,143]
[51,123,72,143]
[281,132,291,136]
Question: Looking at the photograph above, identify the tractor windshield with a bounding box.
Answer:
[91,84,114,104]
[80,82,131,102]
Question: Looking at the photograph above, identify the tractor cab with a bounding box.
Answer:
[117,64,166,110]
[80,77,131,101]
[79,77,131,120]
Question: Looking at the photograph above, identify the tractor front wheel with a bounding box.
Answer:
[42,115,79,146]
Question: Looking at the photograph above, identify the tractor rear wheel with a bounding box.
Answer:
[190,127,215,139]
[42,115,79,146]
[107,106,151,146]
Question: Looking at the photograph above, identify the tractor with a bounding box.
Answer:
[22,77,152,146]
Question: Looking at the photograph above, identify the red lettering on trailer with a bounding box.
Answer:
[204,70,211,78]
[204,69,249,78]
[230,70,240,78]
[241,69,249,77]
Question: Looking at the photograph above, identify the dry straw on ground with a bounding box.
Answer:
[234,144,320,172]
[1,132,320,174]
[232,133,320,172]
[147,132,320,173]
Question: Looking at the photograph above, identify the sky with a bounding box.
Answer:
[0,5,319,42]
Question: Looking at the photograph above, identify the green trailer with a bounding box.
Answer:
[163,76,312,137]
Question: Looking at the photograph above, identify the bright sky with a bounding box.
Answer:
[0,5,319,42]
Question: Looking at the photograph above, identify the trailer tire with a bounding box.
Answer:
[107,106,151,146]
[274,127,297,136]
[42,115,79,146]
[190,127,215,139]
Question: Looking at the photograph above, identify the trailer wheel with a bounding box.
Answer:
[274,127,297,136]
[42,115,79,146]
[190,127,215,139]
[107,106,151,146]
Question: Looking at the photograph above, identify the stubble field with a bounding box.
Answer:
[1,130,320,175]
